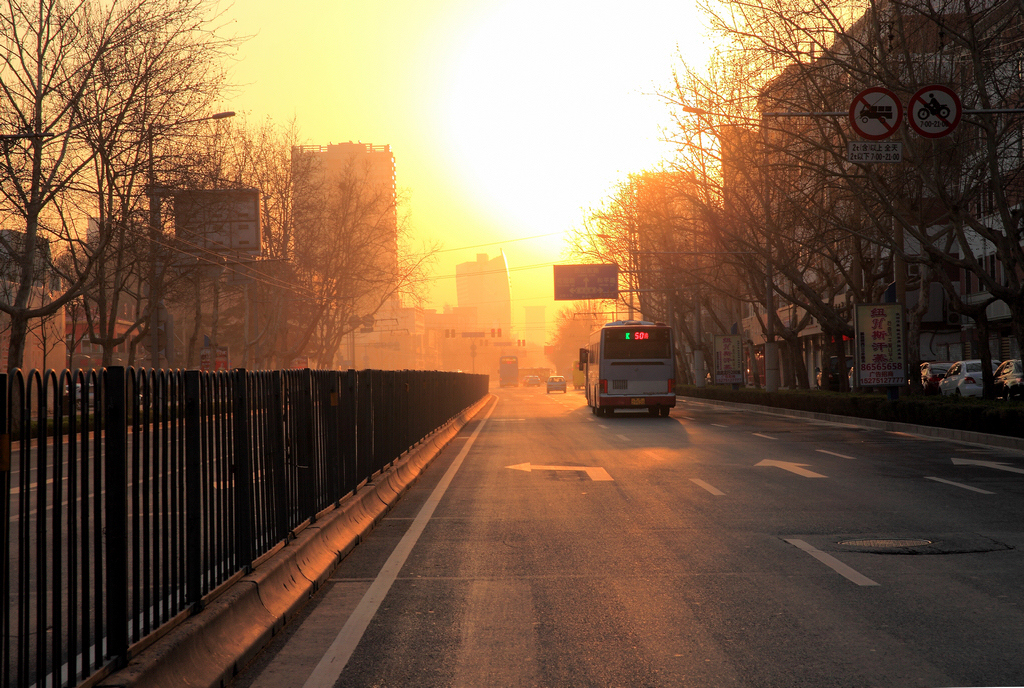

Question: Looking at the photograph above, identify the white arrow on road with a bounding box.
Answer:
[507,463,613,481]
[755,459,827,478]
[951,458,1024,475]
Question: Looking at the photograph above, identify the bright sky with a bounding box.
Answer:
[226,0,711,340]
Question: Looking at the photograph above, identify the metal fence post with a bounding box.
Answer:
[269,372,289,543]
[232,369,254,572]
[184,371,203,611]
[103,366,128,669]
[340,370,356,496]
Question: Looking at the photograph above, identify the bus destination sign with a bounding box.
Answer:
[553,264,619,300]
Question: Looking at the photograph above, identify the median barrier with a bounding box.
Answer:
[98,393,493,688]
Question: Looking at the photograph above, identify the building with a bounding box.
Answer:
[455,252,512,338]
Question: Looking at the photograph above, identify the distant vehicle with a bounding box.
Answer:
[572,360,585,390]
[523,375,541,387]
[581,320,675,417]
[939,359,997,397]
[921,361,953,395]
[546,375,567,394]
[499,355,519,387]
[817,356,851,391]
[993,359,1023,401]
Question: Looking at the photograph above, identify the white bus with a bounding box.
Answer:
[580,320,676,417]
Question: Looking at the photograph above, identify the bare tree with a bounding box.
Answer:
[0,0,235,371]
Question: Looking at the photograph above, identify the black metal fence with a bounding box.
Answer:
[0,366,488,688]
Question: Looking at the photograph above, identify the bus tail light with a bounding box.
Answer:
[600,379,607,393]
[668,378,675,394]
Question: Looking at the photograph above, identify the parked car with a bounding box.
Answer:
[546,375,567,393]
[817,356,852,391]
[993,359,1023,401]
[938,359,998,397]
[523,375,541,387]
[920,361,954,395]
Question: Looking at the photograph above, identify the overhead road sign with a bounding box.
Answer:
[847,141,902,164]
[553,264,619,300]
[849,87,903,140]
[909,85,961,138]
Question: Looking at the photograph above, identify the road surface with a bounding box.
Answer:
[231,387,1024,687]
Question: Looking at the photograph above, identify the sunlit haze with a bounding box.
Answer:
[228,0,711,339]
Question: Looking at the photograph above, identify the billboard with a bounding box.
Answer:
[854,303,905,386]
[553,264,618,300]
[714,334,745,385]
[173,189,262,254]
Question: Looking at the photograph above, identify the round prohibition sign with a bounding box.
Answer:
[849,87,903,140]
[909,85,961,138]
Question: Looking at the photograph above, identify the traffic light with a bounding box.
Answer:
[497,328,502,337]
[490,328,496,337]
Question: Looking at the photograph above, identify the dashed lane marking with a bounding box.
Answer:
[924,476,995,494]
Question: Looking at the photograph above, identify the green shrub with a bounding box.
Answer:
[678,385,1024,438]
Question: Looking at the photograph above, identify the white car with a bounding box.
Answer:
[938,359,997,397]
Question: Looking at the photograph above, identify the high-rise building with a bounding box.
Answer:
[291,141,398,265]
[455,252,512,338]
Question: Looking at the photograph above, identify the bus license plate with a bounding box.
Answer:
[631,398,646,405]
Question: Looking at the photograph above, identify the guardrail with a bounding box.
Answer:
[0,366,488,688]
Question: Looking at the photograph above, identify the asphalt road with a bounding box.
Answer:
[231,387,1024,688]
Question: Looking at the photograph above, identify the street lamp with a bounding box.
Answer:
[678,103,780,392]
[148,110,235,369]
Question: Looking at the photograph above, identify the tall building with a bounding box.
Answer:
[291,141,398,267]
[455,252,512,337]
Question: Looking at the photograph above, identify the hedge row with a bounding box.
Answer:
[678,385,1024,439]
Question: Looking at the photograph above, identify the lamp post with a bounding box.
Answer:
[148,110,235,369]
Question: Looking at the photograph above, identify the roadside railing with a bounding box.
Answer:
[0,366,488,688]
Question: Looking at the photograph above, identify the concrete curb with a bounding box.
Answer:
[99,394,494,688]
[678,395,1024,452]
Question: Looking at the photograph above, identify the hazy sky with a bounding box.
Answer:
[226,0,710,339]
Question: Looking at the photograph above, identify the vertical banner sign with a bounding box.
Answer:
[714,335,745,385]
[854,304,905,386]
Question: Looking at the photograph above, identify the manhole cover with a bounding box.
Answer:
[838,538,932,548]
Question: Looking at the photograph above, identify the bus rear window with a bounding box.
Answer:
[603,328,671,359]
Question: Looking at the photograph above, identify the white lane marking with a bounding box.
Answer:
[690,479,725,496]
[506,463,613,481]
[784,538,879,587]
[951,458,1024,475]
[617,434,630,442]
[755,459,827,478]
[711,423,727,428]
[753,433,778,440]
[924,476,995,494]
[817,449,856,460]
[679,416,695,421]
[302,400,496,688]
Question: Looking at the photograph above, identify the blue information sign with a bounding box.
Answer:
[553,264,619,300]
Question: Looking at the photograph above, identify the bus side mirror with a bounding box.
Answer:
[579,348,588,368]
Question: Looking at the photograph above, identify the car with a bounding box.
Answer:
[546,375,567,393]
[993,359,1023,401]
[817,356,852,391]
[938,359,998,397]
[920,361,954,395]
[523,375,541,387]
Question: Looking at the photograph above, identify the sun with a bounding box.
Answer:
[436,0,711,246]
